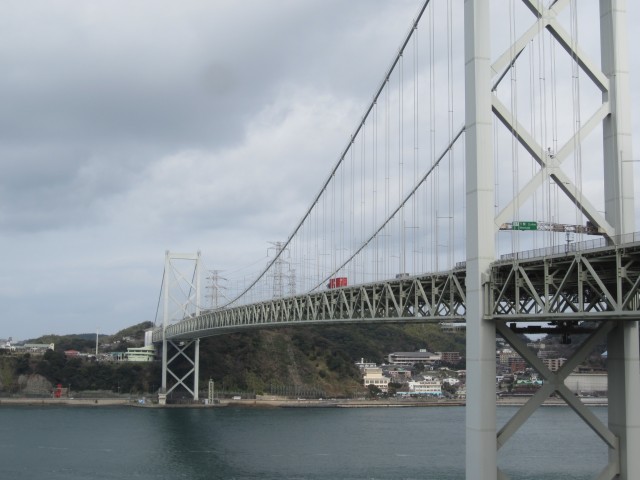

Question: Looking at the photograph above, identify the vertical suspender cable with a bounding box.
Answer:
[413,27,419,274]
[550,27,559,244]
[447,0,454,268]
[399,54,405,274]
[385,80,390,279]
[529,40,538,249]
[429,3,436,272]
[509,0,520,254]
[361,122,366,282]
[570,0,583,242]
[373,102,379,279]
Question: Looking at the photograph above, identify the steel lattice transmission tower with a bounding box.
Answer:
[206,270,227,309]
[268,241,295,298]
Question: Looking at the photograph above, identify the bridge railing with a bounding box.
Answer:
[498,231,640,262]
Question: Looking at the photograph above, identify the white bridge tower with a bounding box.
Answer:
[465,1,638,478]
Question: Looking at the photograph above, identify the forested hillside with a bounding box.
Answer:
[1,323,465,397]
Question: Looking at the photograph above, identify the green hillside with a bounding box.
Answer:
[197,323,465,396]
[2,322,465,397]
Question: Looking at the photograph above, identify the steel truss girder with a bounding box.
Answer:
[490,243,640,320]
[151,241,640,342]
[152,272,466,342]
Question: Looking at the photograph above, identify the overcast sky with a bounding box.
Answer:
[1,1,639,341]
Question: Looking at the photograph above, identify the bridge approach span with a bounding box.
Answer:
[153,234,640,343]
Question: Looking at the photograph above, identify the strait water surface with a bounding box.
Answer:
[0,405,608,479]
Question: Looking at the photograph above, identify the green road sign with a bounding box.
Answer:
[513,221,538,231]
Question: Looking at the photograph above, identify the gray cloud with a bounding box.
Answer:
[0,0,638,339]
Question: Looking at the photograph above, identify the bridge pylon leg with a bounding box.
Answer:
[160,339,200,402]
[607,321,640,479]
[600,1,639,477]
[464,0,497,478]
[193,338,200,401]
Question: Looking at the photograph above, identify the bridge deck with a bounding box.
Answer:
[153,238,640,342]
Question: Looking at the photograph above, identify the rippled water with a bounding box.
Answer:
[0,405,608,479]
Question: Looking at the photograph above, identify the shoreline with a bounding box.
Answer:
[0,397,132,406]
[0,396,608,408]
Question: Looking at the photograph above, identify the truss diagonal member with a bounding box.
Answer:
[557,321,615,380]
[548,256,578,312]
[492,48,524,92]
[517,266,545,312]
[493,1,608,94]
[556,383,618,449]
[546,18,609,93]
[491,0,570,77]
[621,274,640,310]
[168,340,195,366]
[433,276,453,316]
[492,97,545,163]
[339,290,354,319]
[361,286,375,318]
[496,321,618,451]
[415,281,434,316]
[293,297,303,320]
[451,273,466,304]
[495,322,556,448]
[306,295,318,320]
[594,461,620,480]
[370,286,383,318]
[322,294,334,320]
[550,169,615,239]
[521,0,571,18]
[492,98,608,234]
[496,322,554,379]
[554,322,618,449]
[497,382,555,450]
[580,257,619,311]
[555,102,611,161]
[497,466,510,480]
[492,267,517,315]
[167,368,195,397]
[494,102,612,231]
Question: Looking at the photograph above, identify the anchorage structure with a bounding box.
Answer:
[465,1,638,479]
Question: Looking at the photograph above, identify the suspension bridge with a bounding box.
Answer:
[151,1,639,479]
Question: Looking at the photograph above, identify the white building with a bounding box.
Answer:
[355,358,377,370]
[542,357,567,372]
[564,373,607,395]
[408,379,442,396]
[19,343,55,354]
[126,345,156,362]
[388,349,441,366]
[363,367,391,392]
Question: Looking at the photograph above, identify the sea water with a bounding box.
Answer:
[0,405,608,479]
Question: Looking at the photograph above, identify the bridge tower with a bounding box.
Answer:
[158,251,202,405]
[465,1,638,479]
